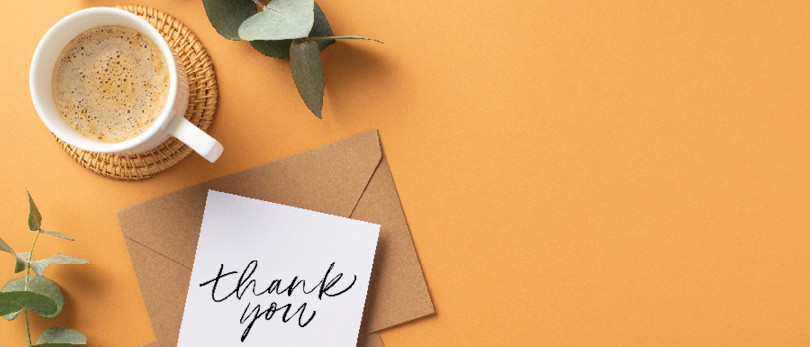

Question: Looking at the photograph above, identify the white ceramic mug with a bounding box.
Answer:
[30,7,223,163]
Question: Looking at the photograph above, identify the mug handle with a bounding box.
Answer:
[163,116,224,163]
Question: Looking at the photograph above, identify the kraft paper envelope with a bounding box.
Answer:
[116,130,434,347]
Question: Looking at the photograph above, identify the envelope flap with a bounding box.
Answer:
[116,130,383,268]
[352,155,435,332]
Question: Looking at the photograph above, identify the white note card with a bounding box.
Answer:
[177,190,380,347]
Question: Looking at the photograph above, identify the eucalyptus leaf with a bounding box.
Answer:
[2,276,64,318]
[0,297,22,316]
[27,190,42,231]
[202,0,257,40]
[238,0,315,41]
[250,39,294,59]
[0,291,57,318]
[290,39,325,118]
[251,2,334,59]
[2,307,21,321]
[0,236,14,255]
[31,254,89,277]
[14,252,31,273]
[34,327,87,346]
[0,237,28,273]
[310,2,336,48]
[39,230,73,241]
[0,262,26,319]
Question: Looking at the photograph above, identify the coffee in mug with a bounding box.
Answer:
[32,7,223,162]
[52,25,169,143]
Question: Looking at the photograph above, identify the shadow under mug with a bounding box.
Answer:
[30,7,223,163]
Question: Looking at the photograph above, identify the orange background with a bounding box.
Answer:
[2,0,810,345]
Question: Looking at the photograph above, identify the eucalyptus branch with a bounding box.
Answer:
[202,0,382,118]
[0,191,89,346]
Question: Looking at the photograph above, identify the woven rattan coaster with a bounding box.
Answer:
[55,5,218,181]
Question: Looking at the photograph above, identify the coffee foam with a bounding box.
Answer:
[52,25,169,143]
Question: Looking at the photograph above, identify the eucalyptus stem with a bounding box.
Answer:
[24,230,40,289]
[305,35,383,44]
[24,229,41,347]
[25,310,31,347]
[251,0,267,10]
